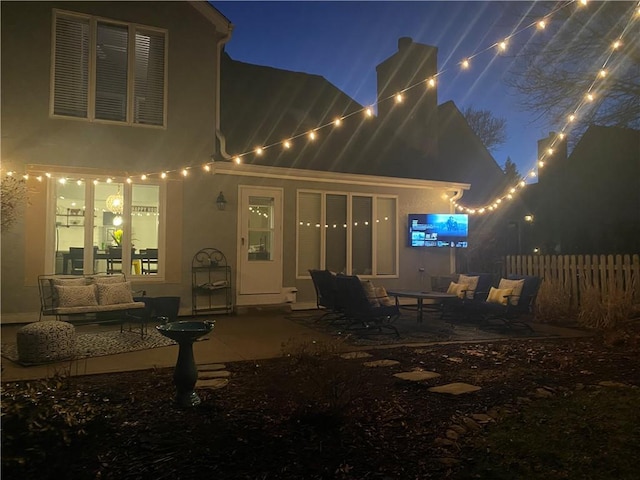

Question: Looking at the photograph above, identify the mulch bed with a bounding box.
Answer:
[2,322,639,479]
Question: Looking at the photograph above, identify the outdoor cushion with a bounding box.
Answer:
[361,280,379,307]
[55,284,98,308]
[486,287,513,305]
[51,277,89,287]
[458,275,479,299]
[374,286,395,306]
[446,281,469,299]
[96,282,134,305]
[498,278,525,305]
[91,274,126,284]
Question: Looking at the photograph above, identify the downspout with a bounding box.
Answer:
[213,26,233,162]
[447,189,465,274]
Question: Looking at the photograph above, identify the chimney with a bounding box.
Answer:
[375,37,439,157]
[537,132,568,183]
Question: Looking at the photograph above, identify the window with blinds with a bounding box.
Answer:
[52,11,166,127]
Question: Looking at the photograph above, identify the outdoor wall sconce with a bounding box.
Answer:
[524,215,534,222]
[216,191,227,211]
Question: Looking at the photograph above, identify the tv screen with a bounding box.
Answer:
[409,213,469,248]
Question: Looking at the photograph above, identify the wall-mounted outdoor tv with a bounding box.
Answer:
[408,213,469,248]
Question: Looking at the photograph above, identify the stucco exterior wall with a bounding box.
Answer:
[1,1,229,319]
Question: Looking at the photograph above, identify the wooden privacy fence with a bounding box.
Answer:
[504,254,640,307]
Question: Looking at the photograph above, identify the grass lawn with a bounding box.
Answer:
[456,386,640,479]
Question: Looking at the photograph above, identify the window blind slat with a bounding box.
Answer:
[53,15,89,117]
[134,30,165,126]
[95,22,128,122]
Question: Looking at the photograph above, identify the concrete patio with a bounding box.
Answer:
[0,309,590,382]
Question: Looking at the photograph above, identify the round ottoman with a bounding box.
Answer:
[17,321,76,364]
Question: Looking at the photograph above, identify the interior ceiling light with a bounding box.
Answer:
[106,186,123,215]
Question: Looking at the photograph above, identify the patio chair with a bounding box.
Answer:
[308,269,344,323]
[335,274,400,337]
[470,275,542,331]
[439,272,494,320]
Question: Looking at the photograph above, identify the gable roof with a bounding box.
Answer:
[220,53,506,204]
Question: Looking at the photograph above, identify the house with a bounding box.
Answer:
[515,125,640,255]
[1,3,504,321]
[1,0,233,320]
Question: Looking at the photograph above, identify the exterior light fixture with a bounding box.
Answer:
[524,215,534,222]
[216,191,227,211]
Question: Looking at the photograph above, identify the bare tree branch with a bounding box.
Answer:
[462,106,508,151]
[506,1,639,138]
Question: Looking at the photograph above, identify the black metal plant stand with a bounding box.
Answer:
[156,320,215,407]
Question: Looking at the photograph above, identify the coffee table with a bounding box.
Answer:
[386,290,458,323]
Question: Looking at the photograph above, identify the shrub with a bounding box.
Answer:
[535,278,576,323]
[578,282,635,330]
[280,338,367,417]
[1,375,111,468]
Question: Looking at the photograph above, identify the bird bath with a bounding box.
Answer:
[156,320,215,407]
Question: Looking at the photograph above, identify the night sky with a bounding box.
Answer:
[213,1,561,178]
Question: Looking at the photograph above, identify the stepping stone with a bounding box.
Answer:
[447,357,463,363]
[340,351,372,359]
[393,370,441,381]
[200,370,230,379]
[199,363,226,371]
[363,359,400,367]
[470,413,493,423]
[598,381,628,388]
[196,378,229,390]
[413,348,435,354]
[428,383,481,395]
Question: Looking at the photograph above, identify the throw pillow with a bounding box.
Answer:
[51,277,89,287]
[96,282,134,305]
[486,286,513,306]
[446,281,468,299]
[55,284,98,307]
[374,286,395,306]
[458,275,480,299]
[361,280,379,307]
[91,274,126,284]
[498,278,525,306]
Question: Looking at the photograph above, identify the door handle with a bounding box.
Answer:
[241,237,245,246]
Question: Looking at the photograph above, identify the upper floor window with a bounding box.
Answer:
[52,10,167,127]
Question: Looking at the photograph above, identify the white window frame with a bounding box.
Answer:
[45,173,166,280]
[50,9,168,128]
[296,189,399,279]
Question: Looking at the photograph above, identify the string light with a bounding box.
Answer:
[9,1,633,217]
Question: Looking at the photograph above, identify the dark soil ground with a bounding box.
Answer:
[2,322,639,480]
